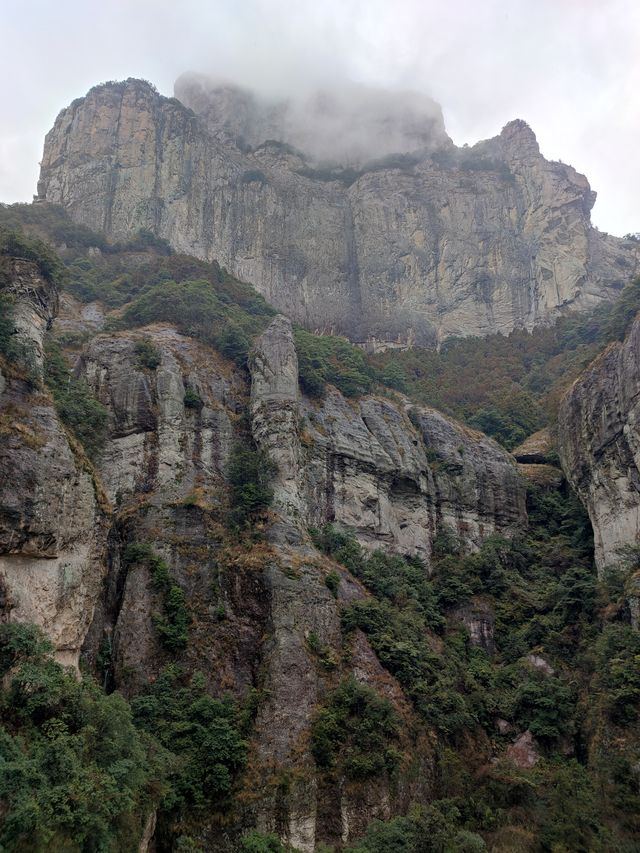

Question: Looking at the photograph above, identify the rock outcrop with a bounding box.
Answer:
[558,314,640,571]
[37,78,636,346]
[35,309,521,847]
[0,263,105,669]
[0,261,533,849]
[249,315,527,561]
[1,258,58,371]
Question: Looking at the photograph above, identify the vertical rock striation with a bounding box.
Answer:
[249,315,527,562]
[558,314,640,572]
[0,262,104,669]
[37,78,637,345]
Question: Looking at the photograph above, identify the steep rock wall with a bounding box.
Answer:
[57,313,525,847]
[38,78,636,345]
[558,314,640,571]
[249,315,527,562]
[0,263,105,669]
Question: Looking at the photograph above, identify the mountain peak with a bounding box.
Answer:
[174,72,451,166]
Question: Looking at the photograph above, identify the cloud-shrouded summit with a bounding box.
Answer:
[1,0,639,235]
[38,76,637,348]
[175,73,451,167]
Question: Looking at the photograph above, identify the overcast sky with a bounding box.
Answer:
[2,0,638,235]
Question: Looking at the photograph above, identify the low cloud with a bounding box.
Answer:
[175,73,450,166]
[1,0,638,234]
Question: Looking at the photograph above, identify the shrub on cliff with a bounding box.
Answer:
[44,338,108,458]
[311,677,401,779]
[0,228,66,288]
[131,667,246,821]
[134,337,162,369]
[226,442,276,526]
[120,278,269,366]
[122,545,191,653]
[0,624,158,852]
[294,328,373,397]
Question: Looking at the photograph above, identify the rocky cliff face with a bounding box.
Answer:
[37,78,636,346]
[62,310,523,848]
[250,315,526,562]
[0,263,105,669]
[558,315,640,572]
[0,247,529,847]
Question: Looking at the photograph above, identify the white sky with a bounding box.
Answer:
[1,0,638,235]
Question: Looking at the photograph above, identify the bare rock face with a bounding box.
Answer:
[249,314,304,519]
[2,258,58,372]
[454,599,495,654]
[249,316,527,562]
[78,326,243,506]
[75,327,254,695]
[505,730,539,769]
[558,314,640,572]
[512,428,554,464]
[37,78,636,346]
[0,264,104,668]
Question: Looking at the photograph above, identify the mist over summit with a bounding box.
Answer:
[37,76,637,346]
[175,72,451,167]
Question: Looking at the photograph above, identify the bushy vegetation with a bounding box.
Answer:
[0,226,66,288]
[130,667,246,825]
[226,442,276,526]
[183,386,203,409]
[294,328,373,397]
[312,475,640,849]
[0,202,274,369]
[370,276,640,448]
[0,202,169,258]
[0,624,250,852]
[0,624,159,852]
[134,337,162,369]
[292,273,640,449]
[44,338,108,458]
[123,544,191,653]
[311,678,401,779]
[238,832,291,853]
[344,803,487,853]
[118,277,269,367]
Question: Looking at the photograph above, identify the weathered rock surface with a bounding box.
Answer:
[44,312,521,847]
[1,258,58,371]
[514,427,565,487]
[65,319,446,848]
[454,598,495,654]
[0,264,104,668]
[558,314,640,571]
[78,326,244,505]
[38,78,637,345]
[505,730,539,769]
[513,427,554,464]
[74,326,270,696]
[250,315,527,562]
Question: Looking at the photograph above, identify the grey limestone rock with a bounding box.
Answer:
[558,313,640,572]
[38,79,637,346]
[249,315,527,563]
